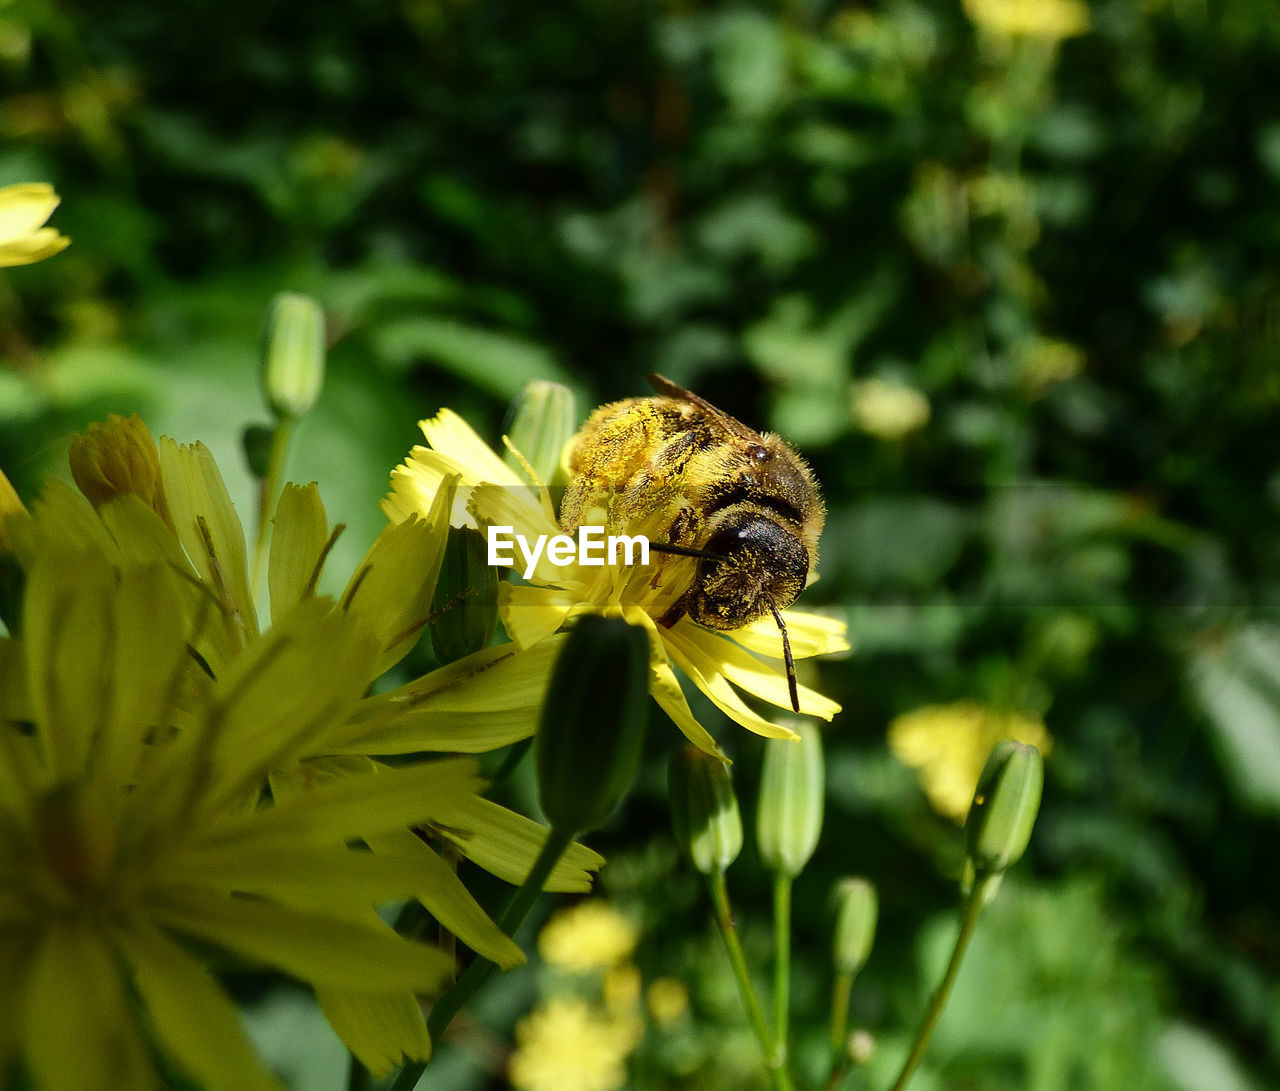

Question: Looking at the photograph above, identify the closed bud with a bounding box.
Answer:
[261,291,325,420]
[832,877,877,976]
[965,740,1043,876]
[68,414,171,526]
[668,747,743,875]
[756,722,825,877]
[504,380,577,487]
[430,526,500,664]
[536,614,649,835]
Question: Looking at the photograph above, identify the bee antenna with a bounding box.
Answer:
[647,541,728,562]
[765,597,800,714]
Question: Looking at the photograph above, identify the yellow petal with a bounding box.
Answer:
[157,438,257,645]
[648,655,727,759]
[671,619,841,720]
[468,482,564,578]
[200,757,483,851]
[16,479,115,564]
[729,609,851,660]
[170,841,449,914]
[498,582,580,649]
[117,921,281,1091]
[0,183,60,239]
[22,549,116,780]
[151,887,456,992]
[23,923,156,1091]
[429,795,604,893]
[340,638,563,754]
[384,448,476,529]
[0,466,29,554]
[661,624,800,741]
[94,563,194,791]
[367,827,525,970]
[620,606,727,759]
[144,599,375,823]
[420,409,524,487]
[0,226,70,266]
[342,481,453,676]
[267,483,330,624]
[316,987,431,1077]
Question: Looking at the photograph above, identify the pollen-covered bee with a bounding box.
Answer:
[560,373,825,711]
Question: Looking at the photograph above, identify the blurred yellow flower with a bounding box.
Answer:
[646,977,690,1026]
[509,996,638,1091]
[538,900,639,973]
[962,0,1090,40]
[0,182,70,266]
[888,701,1053,822]
[851,378,931,440]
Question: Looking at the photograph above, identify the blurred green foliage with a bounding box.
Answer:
[3,0,1280,1087]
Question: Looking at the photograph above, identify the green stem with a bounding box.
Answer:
[888,875,994,1091]
[250,416,295,596]
[388,824,576,1091]
[830,967,854,1057]
[707,871,793,1091]
[772,873,792,1064]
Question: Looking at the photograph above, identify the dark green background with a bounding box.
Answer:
[2,0,1278,1087]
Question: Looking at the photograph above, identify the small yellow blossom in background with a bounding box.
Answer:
[0,182,70,266]
[538,900,639,973]
[888,701,1054,822]
[646,977,690,1027]
[962,0,1090,40]
[509,996,639,1091]
[851,377,931,440]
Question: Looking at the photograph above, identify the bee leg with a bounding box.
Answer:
[657,598,689,629]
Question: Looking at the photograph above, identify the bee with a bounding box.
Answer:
[560,373,825,712]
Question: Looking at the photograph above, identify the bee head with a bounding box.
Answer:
[687,506,809,632]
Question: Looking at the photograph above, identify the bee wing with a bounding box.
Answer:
[644,372,764,444]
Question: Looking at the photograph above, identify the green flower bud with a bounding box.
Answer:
[832,877,877,976]
[429,526,500,664]
[756,722,825,878]
[965,740,1044,876]
[261,291,325,420]
[668,747,743,875]
[504,379,577,487]
[536,614,649,835]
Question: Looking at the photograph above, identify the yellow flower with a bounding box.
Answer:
[384,409,849,757]
[538,901,639,973]
[888,701,1054,822]
[0,182,70,266]
[851,378,931,441]
[646,977,690,1027]
[0,544,482,1090]
[4,418,606,1075]
[962,0,1090,40]
[509,996,638,1091]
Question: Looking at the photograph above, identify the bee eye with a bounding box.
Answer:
[750,445,770,464]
